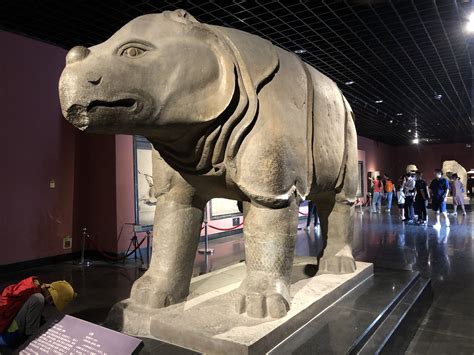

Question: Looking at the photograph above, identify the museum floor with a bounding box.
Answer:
[1,209,473,354]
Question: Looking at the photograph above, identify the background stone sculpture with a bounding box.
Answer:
[59,9,358,319]
[442,160,468,199]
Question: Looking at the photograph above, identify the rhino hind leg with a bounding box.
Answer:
[317,108,358,274]
[234,199,299,318]
[317,194,356,274]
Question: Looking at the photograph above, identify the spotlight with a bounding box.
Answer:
[434,94,442,100]
[389,119,394,123]
[344,80,355,85]
[466,13,474,32]
[408,129,412,133]
[396,113,403,116]
[412,138,419,144]
[375,99,383,104]
[294,49,306,54]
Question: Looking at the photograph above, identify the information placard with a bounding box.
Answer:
[19,315,143,355]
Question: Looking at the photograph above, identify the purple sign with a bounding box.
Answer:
[19,315,143,355]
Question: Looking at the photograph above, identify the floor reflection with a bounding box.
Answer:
[0,209,471,353]
[193,209,472,283]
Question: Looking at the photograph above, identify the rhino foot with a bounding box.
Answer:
[318,246,356,274]
[234,272,290,319]
[130,273,188,309]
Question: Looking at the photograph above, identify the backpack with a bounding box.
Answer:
[385,180,394,192]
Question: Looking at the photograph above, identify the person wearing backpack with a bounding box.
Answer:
[403,173,417,222]
[384,174,396,213]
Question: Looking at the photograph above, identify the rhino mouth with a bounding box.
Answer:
[66,98,138,131]
[87,98,137,113]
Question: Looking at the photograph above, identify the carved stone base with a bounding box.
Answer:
[107,260,373,354]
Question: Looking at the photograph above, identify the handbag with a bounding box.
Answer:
[397,191,405,204]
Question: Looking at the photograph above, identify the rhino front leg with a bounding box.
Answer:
[130,187,205,308]
[235,198,299,318]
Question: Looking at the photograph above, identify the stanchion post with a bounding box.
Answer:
[198,205,214,255]
[204,219,209,253]
[80,228,86,264]
[75,227,92,267]
[145,230,151,269]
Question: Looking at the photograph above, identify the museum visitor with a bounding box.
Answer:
[429,169,451,228]
[450,173,467,216]
[414,171,429,225]
[0,278,75,347]
[402,173,416,222]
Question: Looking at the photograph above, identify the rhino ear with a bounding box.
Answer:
[158,25,236,125]
[164,9,199,24]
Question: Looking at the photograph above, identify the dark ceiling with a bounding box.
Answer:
[1,0,474,145]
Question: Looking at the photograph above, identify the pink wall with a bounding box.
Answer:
[357,136,397,179]
[393,143,474,178]
[357,136,474,182]
[0,31,75,265]
[72,133,118,253]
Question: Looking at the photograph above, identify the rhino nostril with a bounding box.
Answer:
[88,77,102,85]
[66,46,90,64]
[87,72,102,85]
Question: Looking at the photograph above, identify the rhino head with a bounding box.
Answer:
[59,9,235,143]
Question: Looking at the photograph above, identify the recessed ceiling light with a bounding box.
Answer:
[466,12,474,32]
[344,80,355,85]
[396,113,403,116]
[434,94,442,100]
[375,99,383,104]
[294,49,306,54]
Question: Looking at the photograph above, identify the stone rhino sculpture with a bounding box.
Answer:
[442,160,468,199]
[59,9,358,319]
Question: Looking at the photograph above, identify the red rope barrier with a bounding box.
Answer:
[207,222,244,231]
[201,210,308,231]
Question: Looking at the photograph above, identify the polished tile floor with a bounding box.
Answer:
[1,207,472,354]
[353,209,474,354]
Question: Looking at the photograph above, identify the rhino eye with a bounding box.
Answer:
[121,47,146,58]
